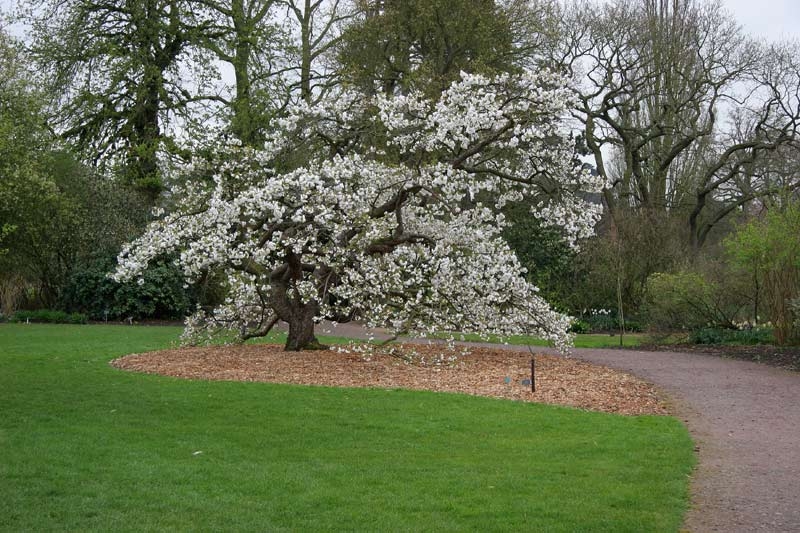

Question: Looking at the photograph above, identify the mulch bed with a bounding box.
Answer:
[111,343,669,416]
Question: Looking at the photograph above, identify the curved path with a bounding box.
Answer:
[318,322,800,532]
[541,347,800,533]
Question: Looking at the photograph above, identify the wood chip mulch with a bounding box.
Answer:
[110,343,669,416]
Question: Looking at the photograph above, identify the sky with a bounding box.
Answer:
[724,0,800,40]
[2,0,800,41]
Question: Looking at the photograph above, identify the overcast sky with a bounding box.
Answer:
[724,0,800,40]
[2,0,799,42]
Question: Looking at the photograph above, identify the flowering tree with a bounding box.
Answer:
[113,71,605,351]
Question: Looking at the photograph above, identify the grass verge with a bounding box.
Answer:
[1,324,693,532]
[436,331,646,348]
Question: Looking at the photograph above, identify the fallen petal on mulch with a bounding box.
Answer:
[110,343,669,416]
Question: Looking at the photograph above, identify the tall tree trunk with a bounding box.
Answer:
[230,0,263,146]
[129,65,162,200]
[299,0,312,102]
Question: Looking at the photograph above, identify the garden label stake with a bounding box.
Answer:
[527,345,536,393]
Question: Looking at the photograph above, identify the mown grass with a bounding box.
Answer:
[1,324,694,532]
[436,331,646,348]
[222,326,644,349]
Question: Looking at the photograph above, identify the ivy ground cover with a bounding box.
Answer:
[1,324,693,532]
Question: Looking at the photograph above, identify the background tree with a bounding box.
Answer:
[280,0,357,103]
[186,0,285,146]
[0,28,61,310]
[0,28,43,251]
[337,0,517,97]
[161,0,354,149]
[22,0,202,200]
[0,26,183,316]
[501,199,576,311]
[187,0,282,145]
[726,205,800,345]
[522,0,800,319]
[555,0,800,250]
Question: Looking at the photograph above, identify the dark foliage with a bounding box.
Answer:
[689,327,775,346]
[10,309,87,324]
[59,256,195,320]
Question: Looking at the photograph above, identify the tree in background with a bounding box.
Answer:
[0,26,176,316]
[0,29,65,310]
[557,0,800,251]
[22,0,202,200]
[18,0,359,177]
[337,0,517,97]
[726,205,800,345]
[525,0,800,319]
[184,0,284,147]
[0,29,42,257]
[185,0,356,147]
[501,199,576,311]
[280,0,357,102]
[561,0,799,245]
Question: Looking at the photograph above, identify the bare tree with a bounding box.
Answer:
[280,0,357,102]
[554,0,800,250]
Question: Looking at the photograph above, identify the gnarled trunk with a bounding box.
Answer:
[271,273,327,351]
[284,305,326,351]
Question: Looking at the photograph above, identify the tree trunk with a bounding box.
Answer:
[271,275,327,351]
[285,310,325,351]
[269,250,330,351]
[299,0,313,103]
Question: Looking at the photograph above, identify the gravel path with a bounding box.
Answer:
[546,347,800,533]
[318,322,800,532]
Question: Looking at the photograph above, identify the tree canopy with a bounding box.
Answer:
[114,71,604,350]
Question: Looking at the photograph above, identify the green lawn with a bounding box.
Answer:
[437,331,646,348]
[1,324,694,532]
[218,327,645,349]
